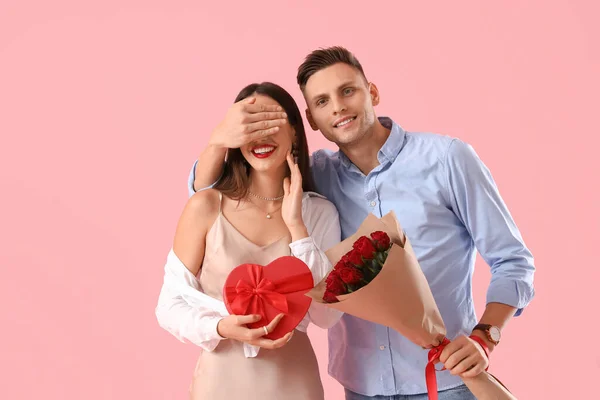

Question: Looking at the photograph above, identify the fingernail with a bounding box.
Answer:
[282,113,287,118]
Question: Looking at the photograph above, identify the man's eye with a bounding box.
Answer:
[316,99,327,106]
[343,88,355,95]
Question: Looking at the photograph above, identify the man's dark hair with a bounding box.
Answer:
[297,46,367,91]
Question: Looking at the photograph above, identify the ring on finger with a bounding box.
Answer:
[263,326,269,335]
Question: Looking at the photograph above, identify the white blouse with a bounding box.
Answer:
[155,192,343,357]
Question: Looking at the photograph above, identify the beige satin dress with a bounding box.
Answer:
[189,199,325,400]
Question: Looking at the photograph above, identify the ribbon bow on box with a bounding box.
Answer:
[223,257,314,340]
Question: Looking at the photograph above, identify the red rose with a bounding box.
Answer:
[325,270,346,295]
[323,290,339,303]
[346,249,364,266]
[333,259,346,271]
[335,256,353,270]
[370,231,391,251]
[337,264,363,285]
[326,268,340,283]
[353,236,377,260]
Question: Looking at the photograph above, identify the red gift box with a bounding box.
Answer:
[222,256,314,340]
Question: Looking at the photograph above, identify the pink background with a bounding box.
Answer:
[1,1,598,399]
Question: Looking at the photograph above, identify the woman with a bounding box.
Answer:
[155,82,342,399]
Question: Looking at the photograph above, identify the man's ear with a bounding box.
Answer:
[369,82,380,106]
[306,108,318,131]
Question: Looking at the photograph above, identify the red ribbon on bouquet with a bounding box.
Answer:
[426,337,451,400]
[426,336,493,399]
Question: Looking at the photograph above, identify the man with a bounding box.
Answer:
[188,47,535,399]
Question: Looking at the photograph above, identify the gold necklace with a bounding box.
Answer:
[248,190,284,201]
[246,198,282,219]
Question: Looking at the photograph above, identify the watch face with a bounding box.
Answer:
[490,326,501,342]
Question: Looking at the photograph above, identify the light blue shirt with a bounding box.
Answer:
[187,117,535,396]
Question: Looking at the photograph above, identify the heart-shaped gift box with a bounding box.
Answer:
[222,256,314,340]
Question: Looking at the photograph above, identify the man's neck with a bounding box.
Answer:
[339,118,390,175]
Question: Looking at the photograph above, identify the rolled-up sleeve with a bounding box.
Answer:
[187,161,198,198]
[445,139,535,315]
[290,196,343,328]
[187,160,223,198]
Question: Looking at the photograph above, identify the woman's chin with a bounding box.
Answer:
[248,159,287,174]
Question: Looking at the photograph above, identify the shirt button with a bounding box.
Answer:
[379,345,386,350]
[370,201,377,207]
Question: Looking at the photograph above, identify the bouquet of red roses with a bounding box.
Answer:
[322,231,394,303]
[306,212,516,400]
[307,211,445,347]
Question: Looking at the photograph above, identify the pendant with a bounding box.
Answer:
[266,213,271,219]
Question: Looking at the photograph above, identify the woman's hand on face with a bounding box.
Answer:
[216,313,293,350]
[281,152,308,240]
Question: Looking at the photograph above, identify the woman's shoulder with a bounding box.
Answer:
[301,191,339,218]
[186,188,221,216]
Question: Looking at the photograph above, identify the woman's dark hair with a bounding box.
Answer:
[213,82,315,200]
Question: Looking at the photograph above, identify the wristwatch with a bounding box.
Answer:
[472,324,501,345]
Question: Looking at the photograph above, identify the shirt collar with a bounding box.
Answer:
[339,116,406,169]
